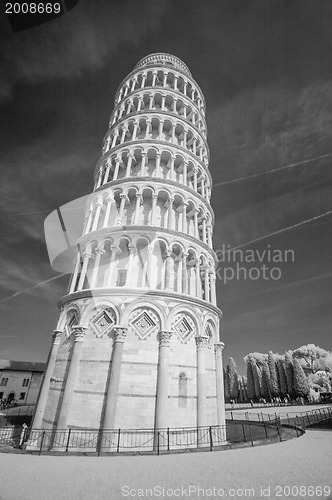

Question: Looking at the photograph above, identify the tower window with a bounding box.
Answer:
[22,378,30,387]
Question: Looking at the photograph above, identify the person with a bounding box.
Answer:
[19,423,28,449]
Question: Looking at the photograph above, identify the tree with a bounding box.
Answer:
[260,362,271,400]
[244,352,267,369]
[228,357,239,400]
[247,356,261,400]
[284,351,294,397]
[268,351,280,397]
[223,367,230,402]
[276,359,287,397]
[293,344,328,372]
[293,358,310,398]
[246,358,255,400]
[313,352,332,372]
[238,375,247,402]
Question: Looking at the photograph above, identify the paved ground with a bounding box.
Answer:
[0,406,331,500]
[0,432,331,499]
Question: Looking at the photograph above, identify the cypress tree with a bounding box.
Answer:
[261,361,271,400]
[223,367,230,402]
[285,351,294,397]
[228,357,239,400]
[293,358,310,398]
[276,359,288,397]
[246,358,255,400]
[268,351,280,397]
[251,359,261,400]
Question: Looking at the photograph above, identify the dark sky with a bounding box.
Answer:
[0,0,331,374]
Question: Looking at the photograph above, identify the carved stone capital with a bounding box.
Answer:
[95,246,105,256]
[158,331,172,347]
[72,325,88,342]
[52,330,63,345]
[195,335,209,350]
[214,342,225,357]
[114,326,127,343]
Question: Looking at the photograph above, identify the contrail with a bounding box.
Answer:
[222,209,332,253]
[214,152,332,187]
[0,272,69,304]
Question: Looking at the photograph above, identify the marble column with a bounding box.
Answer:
[214,342,226,429]
[151,194,158,225]
[165,250,174,290]
[125,154,134,177]
[146,245,154,287]
[90,246,104,288]
[155,153,161,177]
[91,201,103,232]
[155,331,172,430]
[195,336,209,443]
[102,326,127,430]
[103,160,112,184]
[126,246,136,286]
[181,253,188,294]
[182,203,187,233]
[113,158,121,181]
[210,272,217,306]
[117,194,126,224]
[134,193,142,225]
[77,251,91,291]
[106,246,118,287]
[69,254,81,294]
[31,330,62,428]
[103,196,114,229]
[56,325,87,430]
[167,197,174,229]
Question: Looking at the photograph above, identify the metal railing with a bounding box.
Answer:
[228,405,332,429]
[1,406,330,456]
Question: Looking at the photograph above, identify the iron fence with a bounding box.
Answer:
[2,417,284,455]
[0,405,330,456]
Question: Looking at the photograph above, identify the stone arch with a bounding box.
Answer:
[121,298,166,331]
[168,304,201,332]
[81,299,119,337]
[57,302,81,331]
[168,305,201,343]
[61,303,81,337]
[203,315,219,342]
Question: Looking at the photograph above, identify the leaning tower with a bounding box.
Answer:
[32,53,226,442]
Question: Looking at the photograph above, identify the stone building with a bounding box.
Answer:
[32,53,226,438]
[0,360,45,406]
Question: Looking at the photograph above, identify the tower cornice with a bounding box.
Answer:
[77,225,218,262]
[58,288,222,320]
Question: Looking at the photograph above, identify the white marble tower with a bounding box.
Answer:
[32,53,226,438]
